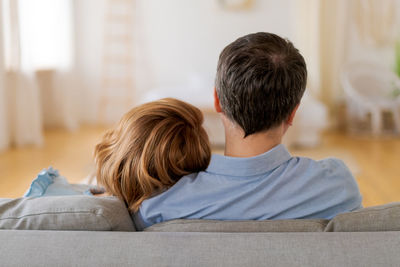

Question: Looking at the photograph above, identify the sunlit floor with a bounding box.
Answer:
[0,125,399,207]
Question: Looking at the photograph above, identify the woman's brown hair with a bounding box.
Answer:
[94,98,211,212]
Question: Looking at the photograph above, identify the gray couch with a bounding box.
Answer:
[1,196,400,266]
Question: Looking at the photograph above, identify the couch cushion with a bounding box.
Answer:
[144,219,328,232]
[0,196,135,231]
[325,202,400,232]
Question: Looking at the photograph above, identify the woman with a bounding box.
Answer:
[94,98,211,212]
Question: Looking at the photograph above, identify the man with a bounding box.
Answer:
[134,32,362,230]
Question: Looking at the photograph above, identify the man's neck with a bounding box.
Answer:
[221,116,286,158]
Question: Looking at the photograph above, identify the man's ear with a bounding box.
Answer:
[214,88,222,113]
[287,104,300,126]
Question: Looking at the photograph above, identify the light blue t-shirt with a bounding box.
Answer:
[24,167,93,197]
[134,144,362,230]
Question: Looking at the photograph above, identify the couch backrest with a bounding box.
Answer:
[1,195,399,232]
[145,202,400,232]
[325,202,400,232]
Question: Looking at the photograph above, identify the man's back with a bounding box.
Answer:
[134,32,363,230]
[134,145,362,230]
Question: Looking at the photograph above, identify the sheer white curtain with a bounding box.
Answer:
[0,0,43,150]
[18,0,78,130]
[0,0,76,151]
[19,0,78,130]
[0,1,7,150]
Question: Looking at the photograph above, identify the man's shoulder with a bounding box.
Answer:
[315,157,355,182]
[283,155,362,214]
[297,156,361,204]
[284,156,359,195]
[290,156,353,177]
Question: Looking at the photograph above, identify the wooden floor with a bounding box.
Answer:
[0,126,399,207]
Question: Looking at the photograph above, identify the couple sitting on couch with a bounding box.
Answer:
[25,32,362,231]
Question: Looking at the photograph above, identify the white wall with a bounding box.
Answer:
[74,0,298,122]
[0,4,8,151]
[137,0,297,106]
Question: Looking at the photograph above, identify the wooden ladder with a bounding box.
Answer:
[98,0,135,124]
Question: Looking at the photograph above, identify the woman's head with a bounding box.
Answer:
[94,98,211,212]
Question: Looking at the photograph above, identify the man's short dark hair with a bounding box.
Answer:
[215,32,307,137]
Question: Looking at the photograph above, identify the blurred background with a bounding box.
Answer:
[0,0,399,206]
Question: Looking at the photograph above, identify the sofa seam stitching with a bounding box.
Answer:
[0,209,105,221]
[152,220,328,229]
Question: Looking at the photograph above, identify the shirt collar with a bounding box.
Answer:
[206,144,292,177]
